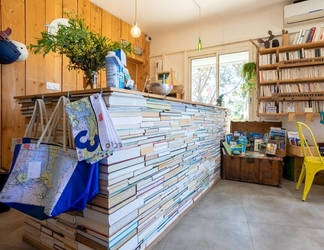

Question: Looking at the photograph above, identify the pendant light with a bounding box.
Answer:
[131,0,141,38]
[193,0,202,51]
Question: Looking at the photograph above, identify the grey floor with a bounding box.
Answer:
[1,178,324,250]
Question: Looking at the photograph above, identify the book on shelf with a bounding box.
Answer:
[75,233,107,250]
[269,127,286,152]
[110,230,137,250]
[265,106,277,114]
[108,196,144,226]
[76,226,108,247]
[24,222,41,237]
[254,138,263,151]
[265,142,277,155]
[99,146,141,165]
[52,231,78,249]
[102,92,147,107]
[287,131,300,146]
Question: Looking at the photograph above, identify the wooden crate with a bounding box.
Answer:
[287,145,319,157]
[230,121,286,157]
[221,154,283,187]
[230,121,282,135]
[284,156,324,185]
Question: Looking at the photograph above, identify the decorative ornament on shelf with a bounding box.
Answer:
[28,12,132,89]
[281,29,290,46]
[257,30,274,48]
[241,62,256,98]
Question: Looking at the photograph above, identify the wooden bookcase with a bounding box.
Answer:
[257,40,324,121]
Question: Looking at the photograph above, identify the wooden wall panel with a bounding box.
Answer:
[62,0,78,91]
[45,0,63,92]
[26,0,46,95]
[77,0,91,90]
[0,0,150,169]
[90,3,103,87]
[111,15,121,43]
[1,0,26,169]
[101,11,112,40]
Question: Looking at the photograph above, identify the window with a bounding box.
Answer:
[219,51,249,120]
[191,56,217,104]
[190,50,250,120]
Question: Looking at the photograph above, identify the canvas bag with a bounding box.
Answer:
[0,96,99,220]
[65,93,122,163]
[11,98,49,151]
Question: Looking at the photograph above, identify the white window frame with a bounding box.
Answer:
[184,42,257,121]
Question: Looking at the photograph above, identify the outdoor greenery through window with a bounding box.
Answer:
[219,51,249,120]
[191,56,217,105]
[190,51,249,120]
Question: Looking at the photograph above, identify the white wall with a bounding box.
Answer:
[147,1,324,142]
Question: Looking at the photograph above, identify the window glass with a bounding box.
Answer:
[219,51,249,120]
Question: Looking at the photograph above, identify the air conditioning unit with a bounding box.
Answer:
[284,0,324,25]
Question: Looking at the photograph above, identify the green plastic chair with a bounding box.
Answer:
[295,122,324,201]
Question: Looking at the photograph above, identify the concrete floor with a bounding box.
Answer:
[1,178,324,250]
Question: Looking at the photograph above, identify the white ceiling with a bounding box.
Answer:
[90,0,292,35]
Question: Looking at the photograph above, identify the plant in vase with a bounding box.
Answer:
[241,62,256,98]
[28,12,132,89]
[216,94,224,106]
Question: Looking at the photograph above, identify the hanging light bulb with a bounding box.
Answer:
[198,37,202,51]
[193,0,202,51]
[131,23,141,38]
[131,0,141,38]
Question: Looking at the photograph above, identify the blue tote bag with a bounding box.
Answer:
[0,96,99,220]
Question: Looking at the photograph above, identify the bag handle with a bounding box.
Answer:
[24,99,48,138]
[37,96,73,152]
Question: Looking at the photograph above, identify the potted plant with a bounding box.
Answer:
[241,62,256,98]
[216,94,224,106]
[28,12,132,89]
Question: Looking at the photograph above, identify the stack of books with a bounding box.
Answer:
[22,91,228,250]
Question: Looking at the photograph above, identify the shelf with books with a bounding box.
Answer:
[257,40,324,118]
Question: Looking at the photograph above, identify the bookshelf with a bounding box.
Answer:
[257,40,324,121]
[15,88,229,250]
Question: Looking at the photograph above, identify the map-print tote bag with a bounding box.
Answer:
[0,96,99,220]
[65,93,122,163]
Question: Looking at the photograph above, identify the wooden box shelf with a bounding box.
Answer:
[221,154,283,187]
[221,121,285,187]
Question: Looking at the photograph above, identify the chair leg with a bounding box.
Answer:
[296,163,306,190]
[302,171,316,202]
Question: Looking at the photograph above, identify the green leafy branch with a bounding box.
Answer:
[28,12,133,73]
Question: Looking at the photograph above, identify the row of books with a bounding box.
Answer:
[22,91,228,250]
[260,83,324,98]
[279,48,324,61]
[259,53,276,66]
[280,66,324,80]
[259,47,324,67]
[260,85,277,97]
[292,26,324,45]
[278,82,324,93]
[259,69,278,82]
[260,66,324,82]
[278,101,324,113]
